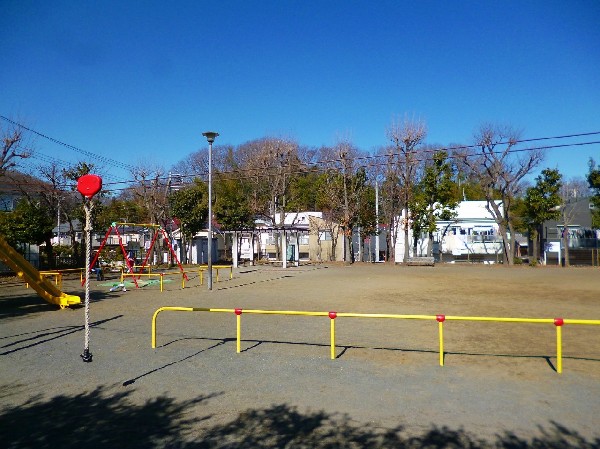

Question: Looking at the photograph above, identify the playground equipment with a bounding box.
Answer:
[79,174,103,363]
[198,265,234,284]
[89,222,187,289]
[152,306,600,374]
[0,234,80,308]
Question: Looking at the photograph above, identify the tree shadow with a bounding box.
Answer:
[0,385,217,449]
[169,405,600,449]
[0,293,59,319]
[0,282,124,321]
[3,390,598,448]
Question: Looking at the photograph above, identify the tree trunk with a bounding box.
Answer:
[531,228,539,263]
[385,222,393,263]
[498,223,512,265]
[428,232,434,258]
[412,233,418,257]
[508,222,518,262]
[44,236,54,269]
[562,229,570,267]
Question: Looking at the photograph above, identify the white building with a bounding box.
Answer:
[394,201,504,262]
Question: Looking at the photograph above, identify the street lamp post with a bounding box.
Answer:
[202,131,219,290]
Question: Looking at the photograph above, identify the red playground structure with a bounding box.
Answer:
[85,222,188,288]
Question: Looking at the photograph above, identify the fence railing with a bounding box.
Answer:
[151,307,600,374]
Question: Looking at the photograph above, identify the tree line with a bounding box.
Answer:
[2,117,599,268]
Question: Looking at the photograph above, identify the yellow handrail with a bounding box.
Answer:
[151,307,600,374]
[198,265,233,284]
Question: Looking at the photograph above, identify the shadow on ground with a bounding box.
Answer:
[1,386,598,449]
[0,315,123,356]
[0,284,122,321]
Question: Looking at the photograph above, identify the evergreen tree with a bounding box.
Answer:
[523,168,562,262]
[587,159,600,228]
[410,151,458,257]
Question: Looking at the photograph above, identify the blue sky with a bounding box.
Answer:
[1,0,599,187]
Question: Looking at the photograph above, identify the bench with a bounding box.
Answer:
[406,257,435,266]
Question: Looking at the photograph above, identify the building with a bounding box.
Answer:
[542,197,598,265]
[394,201,504,263]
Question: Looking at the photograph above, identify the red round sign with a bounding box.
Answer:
[77,174,102,198]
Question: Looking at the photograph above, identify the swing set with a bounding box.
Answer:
[86,222,188,288]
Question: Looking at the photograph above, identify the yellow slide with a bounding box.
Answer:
[0,234,80,309]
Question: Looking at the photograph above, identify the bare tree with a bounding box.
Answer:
[170,144,234,180]
[562,176,592,200]
[1,120,33,175]
[385,116,427,263]
[237,137,301,260]
[457,124,543,265]
[128,163,170,262]
[315,141,369,262]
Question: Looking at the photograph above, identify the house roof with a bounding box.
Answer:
[545,197,593,229]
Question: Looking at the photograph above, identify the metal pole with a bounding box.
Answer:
[375,181,379,262]
[57,197,61,247]
[208,139,213,290]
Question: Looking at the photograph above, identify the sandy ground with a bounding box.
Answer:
[1,263,599,448]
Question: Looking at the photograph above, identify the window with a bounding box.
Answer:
[319,231,332,241]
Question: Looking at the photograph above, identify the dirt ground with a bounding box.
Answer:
[1,263,599,448]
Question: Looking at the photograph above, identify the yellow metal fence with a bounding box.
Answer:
[151,307,600,374]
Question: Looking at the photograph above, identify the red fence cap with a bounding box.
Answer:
[436,314,446,322]
[554,318,564,326]
[235,308,243,315]
[328,311,337,319]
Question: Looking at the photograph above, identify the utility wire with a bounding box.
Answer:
[50,138,600,195]
[1,115,136,172]
[98,137,600,190]
[2,116,598,194]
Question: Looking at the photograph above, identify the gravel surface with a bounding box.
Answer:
[1,263,599,448]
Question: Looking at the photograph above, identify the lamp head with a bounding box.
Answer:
[202,131,219,143]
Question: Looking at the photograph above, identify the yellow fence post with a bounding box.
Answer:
[555,318,563,374]
[182,273,185,289]
[152,308,159,348]
[436,314,445,366]
[329,311,337,360]
[235,308,242,353]
[160,273,163,292]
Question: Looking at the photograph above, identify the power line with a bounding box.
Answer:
[68,138,600,194]
[1,115,136,172]
[3,116,598,194]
